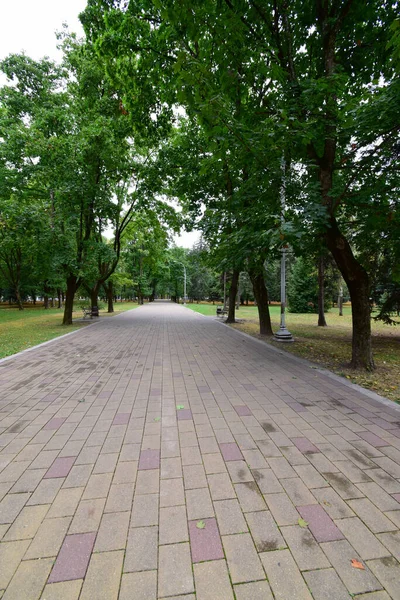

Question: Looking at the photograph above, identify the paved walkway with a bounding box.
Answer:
[0,301,400,600]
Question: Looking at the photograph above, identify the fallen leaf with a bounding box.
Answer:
[351,559,365,570]
[176,405,185,410]
[154,417,161,422]
[298,518,308,528]
[196,520,206,529]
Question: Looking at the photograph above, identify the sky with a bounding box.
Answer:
[0,0,199,248]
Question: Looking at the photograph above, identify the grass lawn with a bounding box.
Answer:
[0,302,139,360]
[185,302,400,403]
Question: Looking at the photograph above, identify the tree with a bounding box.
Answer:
[82,1,400,369]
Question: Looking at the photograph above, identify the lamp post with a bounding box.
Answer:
[274,157,294,343]
[182,264,187,305]
[175,262,187,305]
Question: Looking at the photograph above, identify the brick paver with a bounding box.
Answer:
[1,300,400,598]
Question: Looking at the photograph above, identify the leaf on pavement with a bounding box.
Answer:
[298,518,309,528]
[176,404,185,410]
[351,559,365,570]
[196,520,206,529]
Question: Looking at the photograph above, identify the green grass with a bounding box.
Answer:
[185,302,400,403]
[0,302,139,359]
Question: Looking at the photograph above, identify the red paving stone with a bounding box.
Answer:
[177,409,193,420]
[234,405,252,417]
[358,431,390,447]
[0,301,400,599]
[298,505,345,542]
[112,413,131,425]
[189,518,224,562]
[292,437,320,454]
[43,417,67,430]
[44,456,76,479]
[48,532,96,583]
[138,449,160,470]
[219,443,244,462]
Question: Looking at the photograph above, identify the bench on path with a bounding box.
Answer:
[216,306,228,317]
[82,306,99,319]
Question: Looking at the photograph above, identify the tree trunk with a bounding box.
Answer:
[249,270,273,336]
[43,295,49,309]
[63,275,78,325]
[318,256,327,327]
[325,217,374,370]
[15,287,24,311]
[106,281,114,313]
[57,289,63,309]
[91,286,99,310]
[226,270,239,323]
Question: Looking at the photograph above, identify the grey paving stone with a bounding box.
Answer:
[208,473,236,500]
[303,568,352,600]
[323,471,365,499]
[356,482,400,512]
[214,499,248,535]
[194,560,234,600]
[69,498,105,534]
[335,517,390,560]
[222,532,265,583]
[377,530,400,561]
[186,487,214,520]
[0,493,30,524]
[234,581,273,600]
[348,498,397,533]
[268,457,297,479]
[281,477,317,506]
[245,510,286,552]
[158,543,194,597]
[252,468,283,494]
[354,594,391,600]
[366,469,400,493]
[160,477,185,507]
[0,539,31,589]
[264,493,300,526]
[24,515,71,559]
[321,540,383,595]
[131,493,159,527]
[159,505,189,544]
[119,571,157,600]
[124,526,158,572]
[235,482,267,512]
[183,464,207,489]
[80,550,123,600]
[94,511,130,552]
[281,525,331,570]
[366,557,400,600]
[260,549,313,600]
[2,557,53,600]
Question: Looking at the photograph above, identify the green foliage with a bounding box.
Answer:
[288,257,329,314]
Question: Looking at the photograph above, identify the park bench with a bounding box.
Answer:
[216,306,228,317]
[82,306,99,319]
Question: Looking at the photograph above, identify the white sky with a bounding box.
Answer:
[0,0,87,62]
[0,0,199,248]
